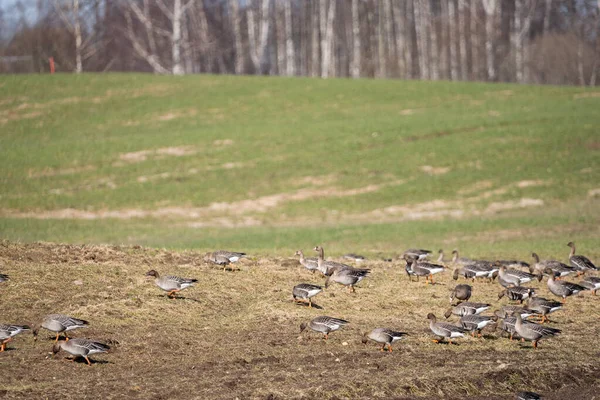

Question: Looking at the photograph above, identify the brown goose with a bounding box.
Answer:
[325,267,370,293]
[292,283,322,308]
[0,324,30,351]
[459,314,498,337]
[313,246,352,276]
[545,269,586,303]
[444,302,490,318]
[294,250,319,273]
[52,338,110,366]
[450,284,472,304]
[567,242,598,275]
[580,276,600,295]
[498,287,536,304]
[362,328,408,352]
[300,316,349,340]
[427,313,466,344]
[526,297,562,324]
[404,257,445,284]
[514,313,560,349]
[530,253,574,278]
[401,248,431,261]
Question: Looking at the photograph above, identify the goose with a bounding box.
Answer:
[514,312,560,349]
[300,316,349,340]
[294,250,319,273]
[313,246,352,276]
[526,297,562,324]
[209,250,246,263]
[343,253,366,262]
[436,249,446,264]
[453,262,498,282]
[145,270,197,299]
[0,324,30,351]
[427,313,466,344]
[459,314,498,337]
[530,253,574,278]
[451,249,474,266]
[362,328,408,352]
[0,273,8,283]
[567,242,597,275]
[580,276,600,295]
[498,265,541,286]
[452,267,477,281]
[545,269,586,303]
[500,305,534,319]
[52,338,110,366]
[292,283,322,307]
[33,314,89,342]
[404,257,445,284]
[444,302,490,318]
[325,267,370,293]
[494,310,519,341]
[495,260,530,270]
[450,284,472,304]
[498,287,536,304]
[401,248,431,261]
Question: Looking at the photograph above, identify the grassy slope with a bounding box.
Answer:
[0,74,599,256]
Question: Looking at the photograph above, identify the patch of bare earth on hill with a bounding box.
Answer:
[28,165,96,179]
[114,146,197,166]
[1,241,599,399]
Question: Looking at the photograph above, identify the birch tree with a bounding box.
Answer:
[350,0,361,78]
[458,0,468,80]
[392,0,407,79]
[470,0,479,80]
[284,0,294,76]
[230,0,244,74]
[448,0,459,80]
[482,0,497,81]
[247,0,271,74]
[53,0,90,73]
[320,0,335,78]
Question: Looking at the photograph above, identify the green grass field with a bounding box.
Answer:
[1,73,599,257]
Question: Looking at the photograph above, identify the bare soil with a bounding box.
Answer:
[0,241,599,399]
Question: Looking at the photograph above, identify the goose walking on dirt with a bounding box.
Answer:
[325,266,370,293]
[401,248,431,261]
[498,287,536,304]
[526,297,562,324]
[362,328,408,352]
[450,284,472,304]
[459,315,498,337]
[498,265,541,286]
[295,250,319,273]
[427,313,466,344]
[313,246,352,276]
[494,310,519,341]
[0,324,30,351]
[444,302,491,318]
[545,269,586,303]
[567,242,597,275]
[404,257,444,284]
[52,338,110,366]
[33,314,89,342]
[292,283,322,308]
[530,253,574,278]
[514,313,560,349]
[300,316,349,340]
[145,270,197,299]
[580,276,600,295]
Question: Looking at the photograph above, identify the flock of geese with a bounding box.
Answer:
[1,243,598,385]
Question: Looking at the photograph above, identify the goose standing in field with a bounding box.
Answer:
[404,256,445,284]
[501,305,535,319]
[450,284,472,304]
[514,312,560,349]
[0,324,30,351]
[33,314,89,342]
[530,253,574,278]
[362,328,408,352]
[451,249,474,266]
[444,302,490,318]
[401,248,431,261]
[427,313,466,344]
[453,262,498,282]
[210,250,246,263]
[459,314,498,337]
[567,242,597,275]
[580,276,600,295]
[498,287,536,304]
[545,269,586,303]
[52,338,110,366]
[292,283,322,307]
[145,270,197,299]
[452,267,477,281]
[300,316,349,340]
[496,260,530,270]
[313,246,352,276]
[325,266,370,293]
[494,310,519,341]
[526,297,562,324]
[294,250,319,273]
[498,265,541,286]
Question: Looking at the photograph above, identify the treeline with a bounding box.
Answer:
[1,0,599,86]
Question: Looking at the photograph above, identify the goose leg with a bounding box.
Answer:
[85,356,92,366]
[533,341,538,349]
[388,344,393,353]
[430,275,435,284]
[55,333,60,342]
[65,332,69,341]
[323,333,328,340]
[448,340,453,345]
[380,344,385,352]
[308,299,312,308]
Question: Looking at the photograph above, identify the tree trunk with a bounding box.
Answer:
[392,0,407,79]
[230,0,244,74]
[378,1,386,78]
[284,0,294,76]
[276,3,285,75]
[543,0,552,34]
[458,0,467,80]
[73,0,82,73]
[471,0,479,80]
[449,0,458,80]
[351,0,361,78]
[172,0,183,75]
[384,0,395,77]
[429,1,439,80]
[440,0,449,79]
[320,0,335,78]
[311,1,319,77]
[482,0,497,81]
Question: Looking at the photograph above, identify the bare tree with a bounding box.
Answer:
[471,0,479,80]
[350,0,361,78]
[429,0,439,80]
[310,0,319,77]
[377,0,386,78]
[482,0,497,81]
[230,0,244,74]
[320,0,335,78]
[458,0,468,80]
[448,0,458,80]
[392,0,407,79]
[52,0,88,73]
[284,0,294,76]
[247,0,271,74]
[543,0,552,34]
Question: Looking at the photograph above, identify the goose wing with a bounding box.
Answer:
[570,255,597,271]
[51,314,89,329]
[70,338,110,354]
